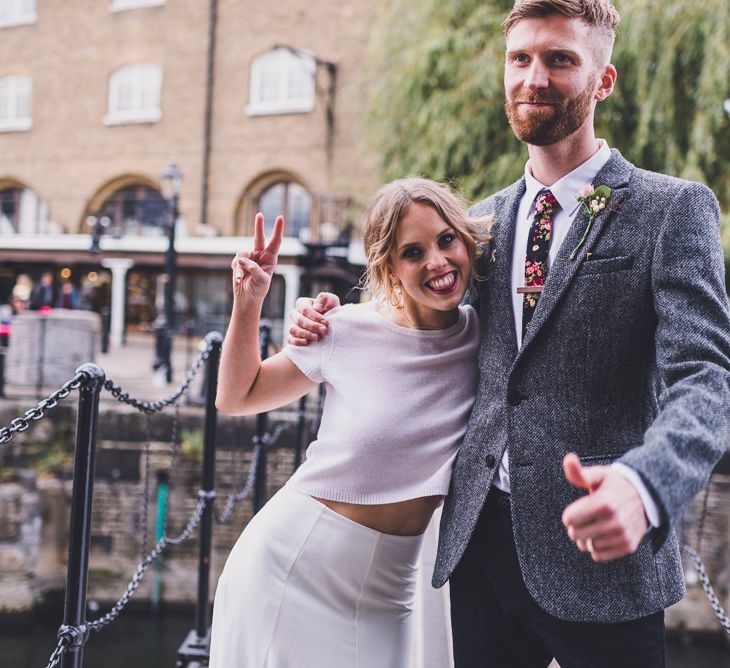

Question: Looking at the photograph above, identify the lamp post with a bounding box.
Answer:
[153,162,182,384]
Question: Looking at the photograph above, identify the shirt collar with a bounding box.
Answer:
[523,140,612,217]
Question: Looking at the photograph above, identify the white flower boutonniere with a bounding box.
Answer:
[570,184,612,260]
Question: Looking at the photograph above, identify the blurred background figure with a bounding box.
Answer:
[10,273,33,314]
[29,271,56,311]
[56,279,82,310]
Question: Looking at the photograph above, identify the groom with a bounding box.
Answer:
[289,0,730,665]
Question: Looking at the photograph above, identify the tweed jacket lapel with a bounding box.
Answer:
[487,178,526,359]
[516,149,635,357]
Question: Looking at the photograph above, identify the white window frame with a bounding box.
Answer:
[0,0,37,28]
[246,48,316,117]
[109,0,165,12]
[0,75,32,132]
[105,63,162,125]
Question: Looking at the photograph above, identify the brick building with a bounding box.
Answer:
[0,0,377,342]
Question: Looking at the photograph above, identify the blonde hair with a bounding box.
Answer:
[503,0,620,62]
[362,178,493,304]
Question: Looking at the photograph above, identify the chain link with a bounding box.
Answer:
[214,423,292,524]
[215,443,261,524]
[87,496,207,632]
[102,340,212,413]
[682,545,730,634]
[43,635,70,668]
[0,371,87,446]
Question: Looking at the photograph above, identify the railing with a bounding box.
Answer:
[0,325,317,668]
[0,327,728,667]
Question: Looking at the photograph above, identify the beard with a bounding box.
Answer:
[505,78,597,146]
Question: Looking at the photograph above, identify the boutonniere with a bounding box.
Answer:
[570,184,612,260]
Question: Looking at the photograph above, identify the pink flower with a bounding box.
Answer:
[578,183,594,199]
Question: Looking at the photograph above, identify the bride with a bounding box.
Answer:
[209,178,490,667]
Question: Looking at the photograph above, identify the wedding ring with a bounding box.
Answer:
[586,537,594,554]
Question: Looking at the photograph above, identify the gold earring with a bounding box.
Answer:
[389,276,404,310]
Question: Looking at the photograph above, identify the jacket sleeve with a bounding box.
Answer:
[619,181,730,545]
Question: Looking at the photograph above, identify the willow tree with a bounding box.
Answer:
[367,0,522,200]
[367,0,730,217]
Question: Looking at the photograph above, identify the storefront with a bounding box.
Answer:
[0,235,365,347]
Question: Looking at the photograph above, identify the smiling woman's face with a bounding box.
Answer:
[388,203,470,329]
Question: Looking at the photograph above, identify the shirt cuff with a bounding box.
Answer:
[611,462,661,529]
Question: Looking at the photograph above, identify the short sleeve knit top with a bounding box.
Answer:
[282,302,479,504]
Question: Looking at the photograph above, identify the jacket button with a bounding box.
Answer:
[484,454,496,467]
[507,389,524,406]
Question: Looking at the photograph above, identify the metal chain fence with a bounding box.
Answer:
[5,335,725,666]
[682,546,730,635]
[0,371,87,445]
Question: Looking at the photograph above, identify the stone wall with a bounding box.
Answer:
[6,311,100,391]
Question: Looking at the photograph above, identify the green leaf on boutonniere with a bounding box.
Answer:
[593,185,612,199]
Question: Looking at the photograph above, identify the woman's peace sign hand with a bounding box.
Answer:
[230,213,284,304]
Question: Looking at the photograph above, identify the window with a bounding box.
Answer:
[246,48,315,116]
[110,0,165,11]
[0,186,50,234]
[0,0,36,28]
[105,64,162,125]
[93,184,167,237]
[0,75,31,131]
[257,181,312,239]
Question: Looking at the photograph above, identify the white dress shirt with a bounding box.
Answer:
[494,140,660,528]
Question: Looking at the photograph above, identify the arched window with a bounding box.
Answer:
[0,185,50,234]
[257,181,312,239]
[94,184,167,237]
[0,0,36,28]
[246,47,315,116]
[105,64,162,125]
[0,75,32,132]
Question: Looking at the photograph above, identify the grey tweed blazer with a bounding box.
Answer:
[433,149,730,623]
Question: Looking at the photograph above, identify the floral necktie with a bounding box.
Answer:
[522,189,558,339]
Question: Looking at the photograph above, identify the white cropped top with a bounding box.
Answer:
[282,302,479,504]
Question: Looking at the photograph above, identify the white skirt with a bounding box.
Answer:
[209,486,425,668]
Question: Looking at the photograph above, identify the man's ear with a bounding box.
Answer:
[595,64,617,102]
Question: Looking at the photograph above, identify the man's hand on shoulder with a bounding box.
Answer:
[561,453,649,562]
[287,292,340,346]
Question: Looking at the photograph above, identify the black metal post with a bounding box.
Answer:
[100,306,110,355]
[196,332,221,639]
[60,363,105,668]
[294,395,307,470]
[252,323,271,513]
[163,191,178,384]
[176,332,222,667]
[153,172,180,385]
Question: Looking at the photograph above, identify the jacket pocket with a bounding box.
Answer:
[578,254,634,276]
[577,452,624,464]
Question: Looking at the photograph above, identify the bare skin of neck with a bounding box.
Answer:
[527,118,601,186]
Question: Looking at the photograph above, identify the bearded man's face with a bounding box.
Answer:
[504,15,606,146]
